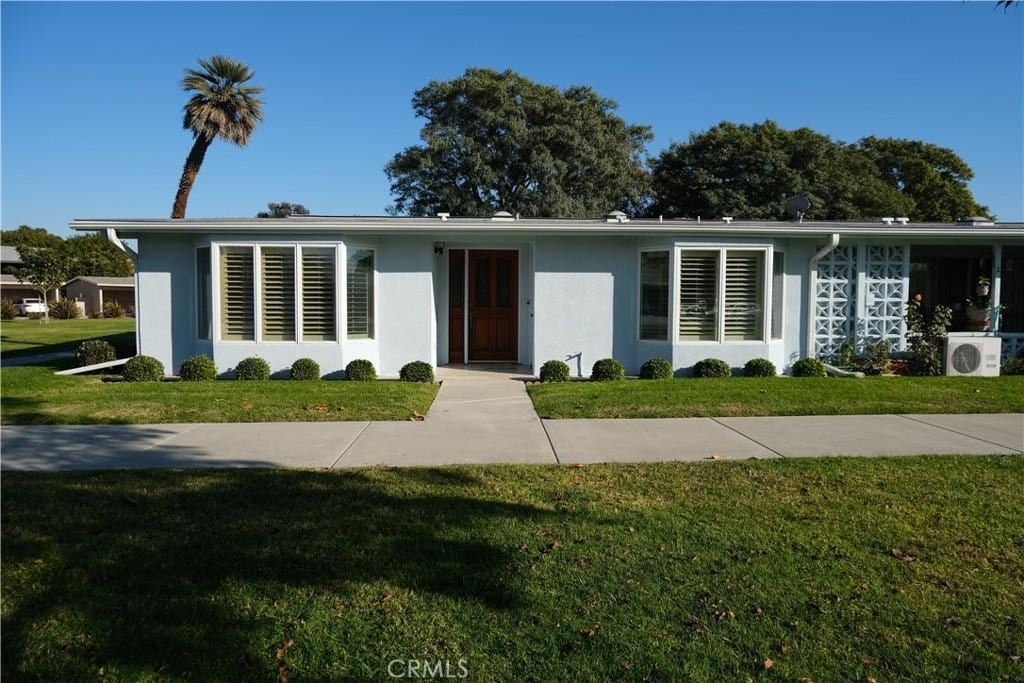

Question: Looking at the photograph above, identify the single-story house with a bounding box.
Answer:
[70,214,1024,377]
[0,246,39,303]
[63,275,135,317]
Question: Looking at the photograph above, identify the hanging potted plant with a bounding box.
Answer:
[965,277,993,331]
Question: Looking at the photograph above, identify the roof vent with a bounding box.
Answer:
[721,216,733,224]
[881,217,895,225]
[957,216,995,226]
[895,217,910,225]
[437,212,450,222]
[491,211,515,222]
[605,210,629,224]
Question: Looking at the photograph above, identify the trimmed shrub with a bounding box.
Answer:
[291,357,321,380]
[791,357,828,377]
[234,356,270,380]
[49,298,81,320]
[400,360,434,383]
[123,355,164,382]
[692,358,732,378]
[539,359,571,383]
[0,298,17,320]
[179,354,217,381]
[345,359,377,381]
[103,299,126,318]
[638,357,673,380]
[743,358,777,377]
[591,358,625,382]
[76,339,116,367]
[1002,356,1024,376]
[27,312,42,321]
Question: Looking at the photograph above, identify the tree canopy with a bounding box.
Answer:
[257,202,310,218]
[650,121,989,222]
[13,246,72,318]
[0,226,132,277]
[385,68,653,218]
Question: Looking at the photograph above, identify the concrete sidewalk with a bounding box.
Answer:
[1,366,1020,471]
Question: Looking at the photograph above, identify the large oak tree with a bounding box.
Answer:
[385,68,653,218]
[650,121,988,222]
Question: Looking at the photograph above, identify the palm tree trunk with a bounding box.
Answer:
[171,135,213,219]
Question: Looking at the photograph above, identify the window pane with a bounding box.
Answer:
[302,247,336,341]
[220,246,254,341]
[261,246,295,341]
[771,251,784,340]
[679,252,719,341]
[347,249,374,339]
[474,256,490,307]
[999,246,1024,332]
[640,251,669,340]
[496,256,512,308]
[724,251,765,341]
[196,247,211,340]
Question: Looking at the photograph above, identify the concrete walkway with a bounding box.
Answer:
[1,367,1021,471]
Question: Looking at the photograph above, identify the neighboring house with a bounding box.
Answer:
[1,246,39,303]
[69,214,1024,377]
[63,276,135,317]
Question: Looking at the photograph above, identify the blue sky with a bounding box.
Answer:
[2,1,1022,236]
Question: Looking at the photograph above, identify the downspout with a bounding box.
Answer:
[805,233,840,359]
[105,229,140,357]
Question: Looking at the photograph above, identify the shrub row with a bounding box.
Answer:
[536,356,845,382]
[72,344,437,383]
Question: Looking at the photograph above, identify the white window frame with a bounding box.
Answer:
[343,245,378,343]
[298,243,342,344]
[675,244,773,345]
[637,247,672,342]
[213,242,259,344]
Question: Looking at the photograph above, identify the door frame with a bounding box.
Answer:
[448,247,522,364]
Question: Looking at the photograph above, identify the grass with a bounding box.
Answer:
[0,318,135,357]
[2,457,1022,680]
[529,376,1024,419]
[1,365,438,424]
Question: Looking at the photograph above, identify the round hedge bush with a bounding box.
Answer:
[539,359,570,383]
[791,357,828,377]
[692,358,732,378]
[179,354,217,381]
[743,358,777,378]
[291,358,321,380]
[345,359,377,381]
[76,339,116,367]
[638,357,673,380]
[1001,356,1024,376]
[591,358,625,382]
[123,355,164,382]
[400,360,434,383]
[234,356,270,381]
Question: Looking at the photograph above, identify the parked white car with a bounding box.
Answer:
[14,298,47,316]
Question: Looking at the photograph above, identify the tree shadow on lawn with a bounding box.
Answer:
[1,467,577,679]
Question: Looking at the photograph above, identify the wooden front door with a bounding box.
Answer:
[468,250,518,361]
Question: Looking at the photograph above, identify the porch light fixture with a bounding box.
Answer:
[434,242,446,255]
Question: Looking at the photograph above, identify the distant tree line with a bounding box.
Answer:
[1,225,133,277]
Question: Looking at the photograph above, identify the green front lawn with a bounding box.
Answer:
[529,376,1024,419]
[0,318,135,357]
[3,457,1022,680]
[1,366,438,424]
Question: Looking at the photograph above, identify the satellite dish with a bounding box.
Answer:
[785,195,811,220]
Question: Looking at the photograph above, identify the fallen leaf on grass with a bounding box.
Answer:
[763,658,773,670]
[409,410,426,421]
[891,548,917,562]
[309,404,330,413]
[275,639,294,661]
[241,402,255,410]
[861,655,879,665]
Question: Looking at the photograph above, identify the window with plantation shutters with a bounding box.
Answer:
[679,252,719,341]
[220,246,254,341]
[302,247,336,341]
[260,247,295,341]
[723,251,765,341]
[347,249,374,339]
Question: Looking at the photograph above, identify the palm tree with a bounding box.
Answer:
[171,56,264,218]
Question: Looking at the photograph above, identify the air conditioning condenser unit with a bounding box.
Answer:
[944,336,1002,377]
